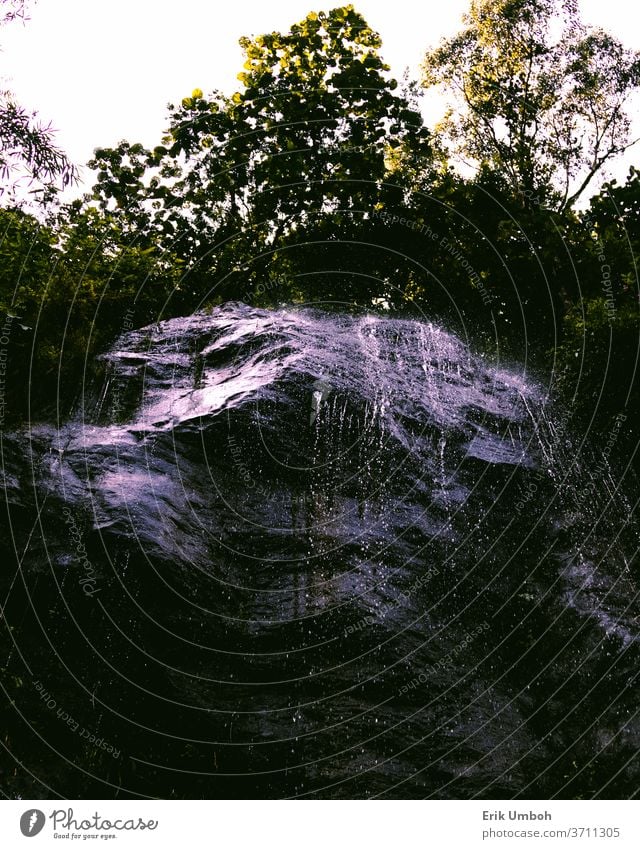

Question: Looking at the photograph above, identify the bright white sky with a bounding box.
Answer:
[1,0,639,193]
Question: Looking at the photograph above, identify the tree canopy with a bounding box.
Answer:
[90,6,433,305]
[422,0,640,210]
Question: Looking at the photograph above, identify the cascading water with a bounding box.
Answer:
[1,302,638,799]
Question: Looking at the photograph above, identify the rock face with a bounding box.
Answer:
[1,303,639,798]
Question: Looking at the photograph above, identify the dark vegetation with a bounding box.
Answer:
[1,0,639,437]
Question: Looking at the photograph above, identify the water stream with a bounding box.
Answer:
[1,303,638,798]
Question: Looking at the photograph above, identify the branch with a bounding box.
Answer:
[0,99,78,192]
[563,134,640,209]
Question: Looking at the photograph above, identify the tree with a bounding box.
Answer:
[0,98,78,202]
[90,5,433,304]
[422,0,640,210]
[0,0,77,203]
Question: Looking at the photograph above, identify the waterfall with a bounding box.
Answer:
[2,302,638,799]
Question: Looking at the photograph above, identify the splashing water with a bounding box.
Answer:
[2,303,638,799]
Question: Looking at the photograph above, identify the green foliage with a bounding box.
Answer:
[0,203,183,420]
[557,297,640,420]
[422,0,640,210]
[89,6,433,305]
[0,205,55,315]
[582,167,640,298]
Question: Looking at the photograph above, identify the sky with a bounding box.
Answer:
[1,0,639,194]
